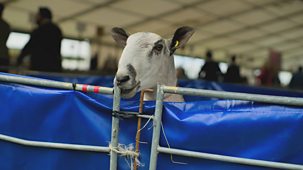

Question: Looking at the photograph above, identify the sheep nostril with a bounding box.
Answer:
[116,75,130,85]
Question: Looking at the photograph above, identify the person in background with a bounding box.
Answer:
[90,52,98,71]
[176,67,188,79]
[101,55,118,75]
[0,3,11,72]
[17,7,62,72]
[224,55,241,83]
[257,60,280,86]
[289,66,303,90]
[198,50,222,81]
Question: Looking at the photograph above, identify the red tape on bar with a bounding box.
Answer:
[82,84,88,92]
[93,86,99,93]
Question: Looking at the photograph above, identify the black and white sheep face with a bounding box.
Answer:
[112,27,194,99]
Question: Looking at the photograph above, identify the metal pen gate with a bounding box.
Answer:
[149,85,303,170]
[1,74,303,170]
[0,74,122,170]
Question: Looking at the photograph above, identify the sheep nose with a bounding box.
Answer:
[116,75,130,85]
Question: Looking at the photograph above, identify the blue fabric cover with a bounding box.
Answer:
[0,73,303,170]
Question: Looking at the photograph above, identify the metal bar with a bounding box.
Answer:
[0,74,73,90]
[110,85,121,170]
[163,86,303,106]
[137,114,153,119]
[112,110,153,119]
[158,146,303,170]
[0,134,110,153]
[149,84,164,170]
[75,84,113,94]
[0,74,113,94]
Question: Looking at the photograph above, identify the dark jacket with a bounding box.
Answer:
[289,71,303,90]
[224,64,241,83]
[0,18,10,72]
[18,21,62,72]
[199,61,222,81]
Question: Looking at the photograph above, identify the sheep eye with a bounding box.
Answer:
[154,44,163,51]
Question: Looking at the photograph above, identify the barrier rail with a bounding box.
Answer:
[149,85,303,170]
[0,74,120,170]
[0,74,113,94]
[1,74,303,170]
[0,134,110,153]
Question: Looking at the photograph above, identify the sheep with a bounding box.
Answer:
[111,26,194,101]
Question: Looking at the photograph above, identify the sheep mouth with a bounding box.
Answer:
[120,81,140,98]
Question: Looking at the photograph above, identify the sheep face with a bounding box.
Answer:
[112,27,194,99]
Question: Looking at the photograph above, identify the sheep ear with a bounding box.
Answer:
[170,26,194,54]
[111,27,129,47]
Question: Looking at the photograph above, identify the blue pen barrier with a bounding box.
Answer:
[1,73,303,170]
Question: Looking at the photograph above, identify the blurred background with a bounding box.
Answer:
[1,0,303,89]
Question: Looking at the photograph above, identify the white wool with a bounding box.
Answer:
[114,27,194,102]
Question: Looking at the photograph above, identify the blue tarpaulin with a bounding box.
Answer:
[0,73,303,170]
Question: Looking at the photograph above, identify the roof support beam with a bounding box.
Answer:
[57,0,120,23]
[191,9,303,46]
[124,0,212,29]
[215,23,303,54]
[283,45,303,54]
[192,0,282,29]
[1,0,20,5]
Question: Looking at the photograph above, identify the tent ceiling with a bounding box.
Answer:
[2,0,303,70]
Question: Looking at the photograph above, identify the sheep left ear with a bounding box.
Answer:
[111,27,129,47]
[170,26,194,55]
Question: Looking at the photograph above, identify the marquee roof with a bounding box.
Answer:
[2,0,303,70]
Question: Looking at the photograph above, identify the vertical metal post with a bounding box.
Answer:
[149,85,164,170]
[110,85,121,170]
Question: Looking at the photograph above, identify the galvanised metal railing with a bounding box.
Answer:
[149,85,303,170]
[0,74,121,170]
[2,74,303,170]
